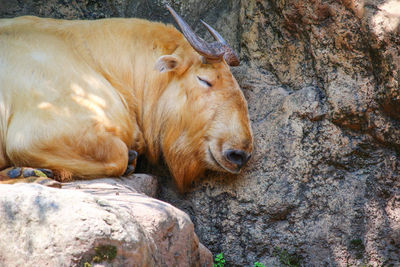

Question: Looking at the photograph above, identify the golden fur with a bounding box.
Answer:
[0,16,253,192]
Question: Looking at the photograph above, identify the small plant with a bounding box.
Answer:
[213,253,226,267]
[213,252,266,267]
[273,247,302,267]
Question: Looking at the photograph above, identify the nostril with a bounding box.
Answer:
[224,149,250,168]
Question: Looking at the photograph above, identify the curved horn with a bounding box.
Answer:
[200,20,240,66]
[200,20,227,44]
[166,5,224,61]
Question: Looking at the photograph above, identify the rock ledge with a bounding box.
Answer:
[0,176,212,267]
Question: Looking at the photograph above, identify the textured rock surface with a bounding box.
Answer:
[1,0,399,266]
[0,178,212,267]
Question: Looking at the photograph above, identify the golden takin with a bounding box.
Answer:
[0,6,253,192]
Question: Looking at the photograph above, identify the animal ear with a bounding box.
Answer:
[154,55,181,73]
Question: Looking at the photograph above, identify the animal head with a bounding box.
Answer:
[149,6,253,192]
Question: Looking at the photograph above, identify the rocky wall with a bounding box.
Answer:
[1,0,399,266]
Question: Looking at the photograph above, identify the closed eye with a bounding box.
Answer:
[197,76,212,88]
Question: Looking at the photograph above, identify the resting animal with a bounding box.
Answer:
[0,6,253,192]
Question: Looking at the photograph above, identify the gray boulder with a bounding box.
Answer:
[0,177,212,267]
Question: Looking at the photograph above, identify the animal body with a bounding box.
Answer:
[0,6,253,192]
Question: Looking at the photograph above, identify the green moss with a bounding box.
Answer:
[93,245,117,263]
[81,244,117,266]
[92,255,102,263]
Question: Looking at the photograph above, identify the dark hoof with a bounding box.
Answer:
[123,165,135,176]
[22,168,38,178]
[38,168,54,178]
[128,150,138,165]
[7,167,22,179]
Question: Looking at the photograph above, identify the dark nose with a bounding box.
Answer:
[224,149,251,169]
